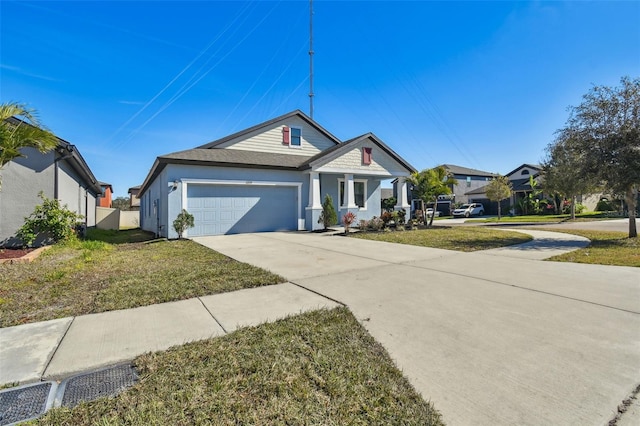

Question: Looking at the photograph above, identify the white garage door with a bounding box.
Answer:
[186,184,298,236]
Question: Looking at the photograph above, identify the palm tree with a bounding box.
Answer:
[408,166,457,227]
[0,102,58,170]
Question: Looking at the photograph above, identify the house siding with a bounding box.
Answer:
[56,161,97,227]
[214,116,336,156]
[318,140,409,176]
[319,174,382,223]
[454,175,492,204]
[0,149,56,243]
[140,168,168,237]
[145,164,309,238]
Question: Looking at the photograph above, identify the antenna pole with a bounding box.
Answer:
[309,0,314,119]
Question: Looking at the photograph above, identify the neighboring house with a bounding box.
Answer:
[465,164,544,214]
[97,181,113,208]
[380,188,394,201]
[441,164,496,205]
[0,118,102,246]
[128,185,141,210]
[138,110,415,238]
[396,164,496,216]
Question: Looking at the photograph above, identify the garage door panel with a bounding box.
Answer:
[187,184,297,236]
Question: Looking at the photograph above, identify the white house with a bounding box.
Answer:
[138,110,416,238]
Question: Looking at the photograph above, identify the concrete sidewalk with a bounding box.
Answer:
[0,283,340,384]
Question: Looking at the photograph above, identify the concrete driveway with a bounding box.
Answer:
[194,231,640,425]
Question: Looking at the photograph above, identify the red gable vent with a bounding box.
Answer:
[282,126,290,145]
[363,147,373,165]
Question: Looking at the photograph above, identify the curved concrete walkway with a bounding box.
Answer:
[2,228,638,426]
[478,228,590,260]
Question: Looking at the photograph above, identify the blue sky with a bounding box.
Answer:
[1,0,638,197]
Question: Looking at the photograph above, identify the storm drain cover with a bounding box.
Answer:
[0,382,52,426]
[60,364,138,408]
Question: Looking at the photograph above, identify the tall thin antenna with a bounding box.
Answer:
[309,0,314,119]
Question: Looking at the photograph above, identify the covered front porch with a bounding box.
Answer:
[304,171,412,230]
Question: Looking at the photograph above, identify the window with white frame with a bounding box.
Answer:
[338,179,367,209]
[290,127,302,148]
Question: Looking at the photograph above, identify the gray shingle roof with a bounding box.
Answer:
[160,148,312,169]
[441,164,496,177]
[505,163,542,177]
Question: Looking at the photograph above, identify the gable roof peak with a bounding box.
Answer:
[197,110,341,149]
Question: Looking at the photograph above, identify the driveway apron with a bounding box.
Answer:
[194,232,640,426]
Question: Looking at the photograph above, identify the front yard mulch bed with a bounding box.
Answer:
[37,308,444,426]
[0,239,285,328]
[0,248,35,260]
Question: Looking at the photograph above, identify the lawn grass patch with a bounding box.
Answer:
[468,212,615,224]
[532,228,640,267]
[37,308,443,425]
[0,238,285,327]
[352,226,532,251]
[85,228,156,244]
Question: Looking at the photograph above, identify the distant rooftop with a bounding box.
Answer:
[441,164,496,177]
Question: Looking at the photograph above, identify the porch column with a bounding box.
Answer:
[395,177,410,209]
[305,172,323,231]
[394,177,411,223]
[345,174,357,209]
[308,172,321,208]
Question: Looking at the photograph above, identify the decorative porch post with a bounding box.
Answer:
[394,177,411,223]
[340,173,359,228]
[306,172,323,230]
[345,174,357,209]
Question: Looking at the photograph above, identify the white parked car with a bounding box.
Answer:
[452,203,484,218]
[425,208,441,217]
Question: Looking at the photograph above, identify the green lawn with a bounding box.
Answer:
[0,231,285,327]
[533,228,640,267]
[37,308,443,426]
[352,226,532,252]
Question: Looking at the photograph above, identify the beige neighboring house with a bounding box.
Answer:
[128,185,141,211]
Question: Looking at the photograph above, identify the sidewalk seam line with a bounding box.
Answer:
[289,281,347,307]
[197,297,228,334]
[41,317,75,379]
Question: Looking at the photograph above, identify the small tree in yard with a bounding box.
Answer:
[407,166,457,227]
[318,194,337,230]
[18,192,84,247]
[173,209,195,239]
[485,175,513,220]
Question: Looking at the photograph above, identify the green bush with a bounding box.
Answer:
[17,192,83,247]
[595,199,615,211]
[173,209,195,239]
[318,194,337,230]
